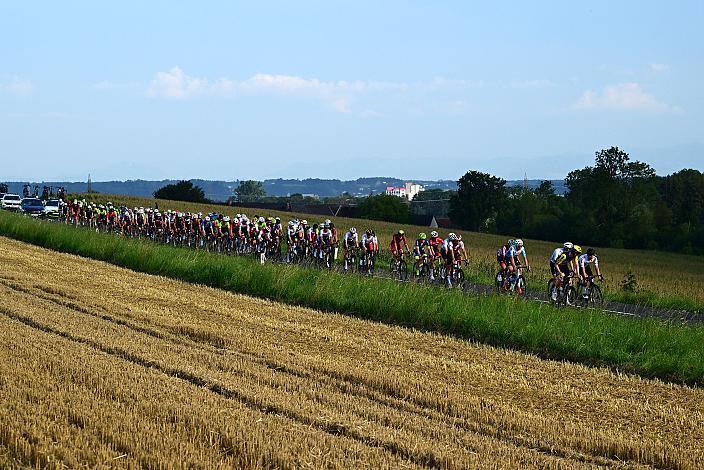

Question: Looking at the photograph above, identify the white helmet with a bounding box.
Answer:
[325,219,331,225]
[236,213,241,218]
[563,242,574,250]
[205,216,211,222]
[448,233,457,241]
[350,227,357,234]
[258,216,265,223]
[223,216,230,222]
[301,219,308,225]
[515,239,524,247]
[430,231,438,238]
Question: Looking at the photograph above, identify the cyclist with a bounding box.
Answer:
[328,221,339,260]
[342,227,359,271]
[319,222,334,264]
[552,242,581,289]
[506,238,530,277]
[360,229,378,272]
[578,248,603,282]
[427,230,444,281]
[412,232,431,276]
[440,233,467,286]
[496,239,514,276]
[390,229,411,268]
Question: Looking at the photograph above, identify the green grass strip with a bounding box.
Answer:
[2,211,703,385]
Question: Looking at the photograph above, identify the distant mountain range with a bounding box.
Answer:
[2,177,567,201]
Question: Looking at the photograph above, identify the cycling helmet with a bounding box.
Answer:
[275,217,281,222]
[507,239,515,247]
[301,219,308,225]
[419,232,427,240]
[205,216,210,222]
[587,247,595,257]
[398,229,405,235]
[258,216,265,223]
[350,227,357,234]
[563,242,574,250]
[325,219,331,226]
[515,239,524,248]
[573,245,583,254]
[223,216,230,222]
[448,233,457,241]
[430,230,438,238]
[456,234,462,241]
[366,229,373,236]
[236,213,241,218]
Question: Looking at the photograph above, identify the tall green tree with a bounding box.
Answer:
[357,194,410,223]
[565,146,657,247]
[153,180,208,203]
[234,180,266,203]
[449,171,506,231]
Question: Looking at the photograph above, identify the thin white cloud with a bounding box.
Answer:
[145,67,481,113]
[649,63,670,72]
[510,79,555,89]
[147,67,208,99]
[574,83,677,112]
[93,80,139,91]
[0,76,33,95]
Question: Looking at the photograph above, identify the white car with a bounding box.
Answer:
[43,199,62,218]
[0,194,21,211]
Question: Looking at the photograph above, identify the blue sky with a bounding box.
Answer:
[1,1,702,182]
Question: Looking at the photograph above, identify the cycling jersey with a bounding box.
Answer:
[549,248,564,263]
[578,254,598,268]
[319,228,333,245]
[343,231,359,246]
[555,249,577,266]
[390,234,408,253]
[413,239,430,257]
[361,234,377,251]
[428,236,443,254]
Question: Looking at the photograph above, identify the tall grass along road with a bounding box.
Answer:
[1,210,703,385]
[79,193,704,312]
[1,237,703,468]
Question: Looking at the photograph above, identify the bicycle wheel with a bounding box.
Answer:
[516,275,526,296]
[398,260,409,281]
[495,271,504,293]
[590,284,604,306]
[565,286,577,306]
[455,268,466,290]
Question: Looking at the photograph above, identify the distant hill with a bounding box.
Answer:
[2,177,566,201]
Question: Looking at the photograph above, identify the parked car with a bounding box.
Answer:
[20,197,45,216]
[1,194,22,211]
[43,199,62,218]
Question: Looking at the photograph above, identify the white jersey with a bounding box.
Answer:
[344,231,359,245]
[578,254,598,268]
[550,248,564,263]
[442,238,464,252]
[361,233,377,247]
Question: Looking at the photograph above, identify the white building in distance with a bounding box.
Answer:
[385,182,425,201]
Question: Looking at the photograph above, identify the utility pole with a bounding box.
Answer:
[87,174,93,193]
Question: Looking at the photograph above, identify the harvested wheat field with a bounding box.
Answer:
[0,237,702,469]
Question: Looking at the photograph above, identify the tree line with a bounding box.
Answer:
[152,146,703,255]
[449,146,704,255]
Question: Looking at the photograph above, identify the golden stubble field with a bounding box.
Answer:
[0,236,703,469]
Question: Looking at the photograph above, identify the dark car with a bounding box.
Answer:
[21,198,45,216]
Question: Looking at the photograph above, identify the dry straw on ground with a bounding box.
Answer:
[0,236,702,468]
